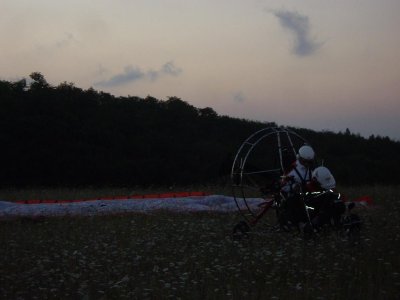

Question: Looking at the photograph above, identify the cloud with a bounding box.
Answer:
[34,32,79,56]
[161,61,182,76]
[55,32,77,49]
[272,9,322,57]
[95,61,182,87]
[233,91,246,103]
[95,66,145,87]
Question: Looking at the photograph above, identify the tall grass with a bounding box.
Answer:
[0,185,399,299]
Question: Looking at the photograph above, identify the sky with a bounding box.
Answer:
[1,0,400,140]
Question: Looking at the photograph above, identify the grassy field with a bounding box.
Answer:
[0,185,399,299]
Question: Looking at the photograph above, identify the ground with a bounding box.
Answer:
[0,185,399,299]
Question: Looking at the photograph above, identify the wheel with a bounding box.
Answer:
[232,221,251,240]
[231,127,309,226]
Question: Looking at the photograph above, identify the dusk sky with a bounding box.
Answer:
[2,0,399,140]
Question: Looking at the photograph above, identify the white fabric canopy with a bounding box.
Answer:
[0,195,265,218]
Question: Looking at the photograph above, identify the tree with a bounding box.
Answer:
[1,73,400,187]
[30,72,49,89]
[198,107,217,118]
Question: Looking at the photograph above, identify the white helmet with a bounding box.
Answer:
[312,166,336,189]
[298,145,315,160]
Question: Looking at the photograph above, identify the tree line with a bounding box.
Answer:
[0,73,399,187]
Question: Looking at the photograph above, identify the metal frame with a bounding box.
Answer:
[231,127,308,223]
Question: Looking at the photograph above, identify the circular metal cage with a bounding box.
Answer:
[231,127,309,223]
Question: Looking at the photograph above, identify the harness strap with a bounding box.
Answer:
[293,166,311,187]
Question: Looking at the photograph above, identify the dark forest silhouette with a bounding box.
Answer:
[1,73,399,187]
